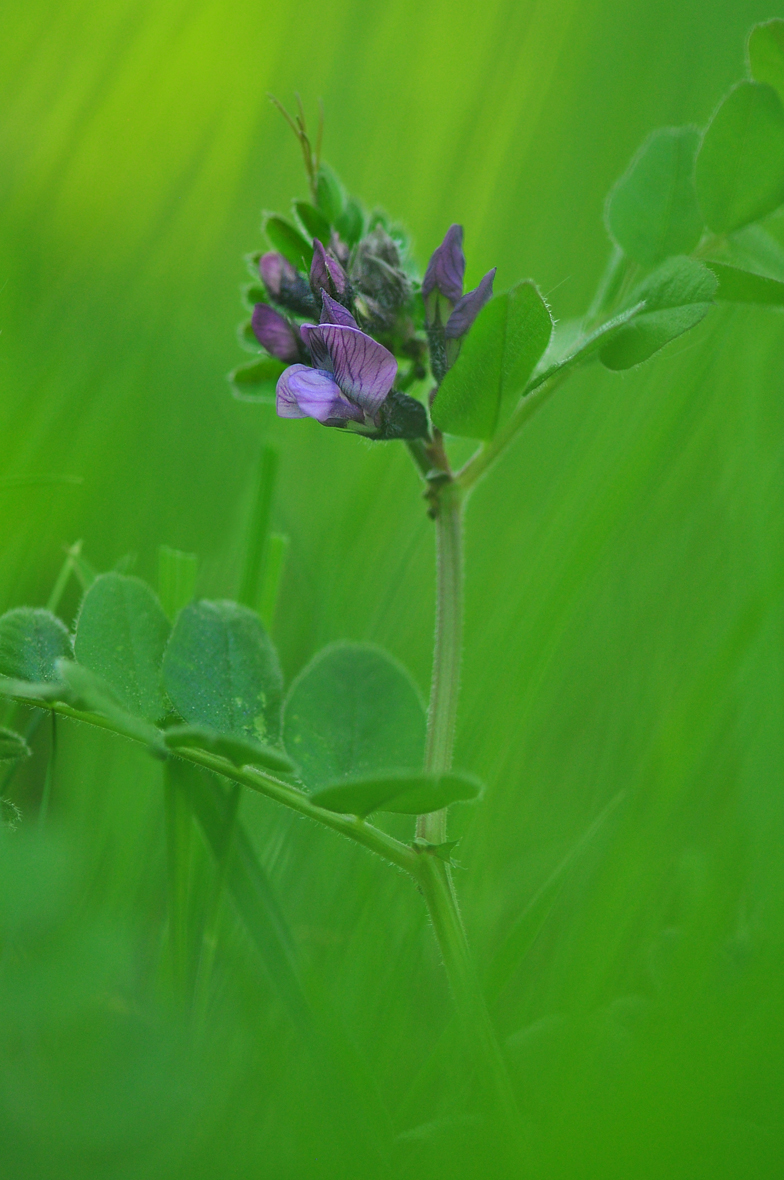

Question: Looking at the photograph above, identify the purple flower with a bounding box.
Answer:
[277,321,397,427]
[442,267,496,369]
[259,252,298,300]
[422,225,465,325]
[251,304,300,362]
[319,291,358,328]
[310,239,348,299]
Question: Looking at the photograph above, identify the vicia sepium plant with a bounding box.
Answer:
[5,22,784,1156]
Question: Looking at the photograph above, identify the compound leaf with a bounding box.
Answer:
[748,19,784,105]
[283,642,425,790]
[599,255,717,370]
[311,770,482,818]
[163,600,283,745]
[163,723,295,775]
[433,281,553,440]
[696,81,784,233]
[0,608,72,683]
[606,126,704,267]
[74,573,170,721]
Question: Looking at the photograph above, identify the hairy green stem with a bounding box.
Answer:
[417,484,464,844]
[415,853,522,1143]
[19,698,418,876]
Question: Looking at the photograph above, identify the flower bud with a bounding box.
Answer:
[310,239,348,299]
[422,225,465,326]
[251,304,300,363]
[259,252,298,300]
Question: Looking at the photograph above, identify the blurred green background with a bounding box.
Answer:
[2,0,784,1176]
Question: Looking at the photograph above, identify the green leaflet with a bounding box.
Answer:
[704,222,784,280]
[56,660,165,750]
[228,356,286,404]
[606,126,704,267]
[432,281,553,440]
[311,770,482,818]
[0,608,72,683]
[241,283,268,311]
[163,600,283,745]
[163,723,295,775]
[599,255,717,371]
[283,642,425,790]
[293,200,331,243]
[748,19,784,105]
[74,573,171,721]
[0,727,32,762]
[705,261,784,305]
[696,81,784,234]
[335,197,364,247]
[315,163,345,224]
[263,214,313,269]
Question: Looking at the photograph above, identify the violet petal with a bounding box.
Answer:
[299,323,331,370]
[276,365,363,423]
[445,268,496,339]
[320,291,359,328]
[310,239,347,297]
[318,324,397,414]
[422,224,465,305]
[251,304,299,362]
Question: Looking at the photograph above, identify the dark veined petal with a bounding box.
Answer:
[317,324,397,414]
[445,268,496,339]
[259,251,298,299]
[251,304,300,361]
[299,323,332,370]
[320,291,358,328]
[276,365,363,422]
[422,224,465,305]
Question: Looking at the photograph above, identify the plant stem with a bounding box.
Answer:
[417,482,463,845]
[415,853,522,1143]
[16,698,418,876]
[410,465,521,1145]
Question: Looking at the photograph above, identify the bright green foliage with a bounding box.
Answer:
[696,81,784,233]
[283,643,425,790]
[263,214,313,269]
[748,19,784,104]
[607,127,704,267]
[241,283,267,310]
[163,723,295,774]
[74,573,170,721]
[228,356,285,403]
[706,260,784,305]
[57,659,165,749]
[158,546,198,621]
[600,256,717,370]
[237,321,263,353]
[336,197,364,246]
[163,600,283,744]
[0,608,72,683]
[432,281,553,439]
[706,222,784,279]
[311,769,482,817]
[0,728,31,762]
[293,200,331,243]
[315,163,345,224]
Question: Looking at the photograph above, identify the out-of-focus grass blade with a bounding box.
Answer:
[177,761,311,1030]
[485,791,626,1001]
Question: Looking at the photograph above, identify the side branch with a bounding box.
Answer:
[22,699,418,876]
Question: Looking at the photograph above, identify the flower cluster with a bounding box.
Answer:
[249,209,495,441]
